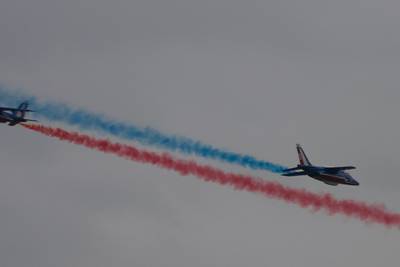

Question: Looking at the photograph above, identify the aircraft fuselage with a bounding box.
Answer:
[0,110,27,125]
[0,102,36,126]
[301,165,359,186]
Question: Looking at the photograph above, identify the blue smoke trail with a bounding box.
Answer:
[0,87,287,173]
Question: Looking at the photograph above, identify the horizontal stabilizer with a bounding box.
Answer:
[0,107,35,112]
[282,167,301,172]
[282,171,307,177]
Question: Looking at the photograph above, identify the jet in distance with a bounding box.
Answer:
[0,102,37,126]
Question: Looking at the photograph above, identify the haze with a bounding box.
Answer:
[0,1,399,266]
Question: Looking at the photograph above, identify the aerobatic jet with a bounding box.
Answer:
[0,102,37,126]
[282,144,359,186]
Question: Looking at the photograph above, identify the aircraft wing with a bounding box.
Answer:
[324,166,356,172]
[282,171,307,176]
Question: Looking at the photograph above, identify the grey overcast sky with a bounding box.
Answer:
[1,1,400,266]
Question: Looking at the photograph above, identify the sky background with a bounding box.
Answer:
[1,0,400,266]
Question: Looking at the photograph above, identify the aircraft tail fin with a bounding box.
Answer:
[12,102,29,119]
[296,144,312,166]
[18,102,29,110]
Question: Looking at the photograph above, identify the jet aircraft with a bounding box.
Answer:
[0,102,37,126]
[282,144,359,186]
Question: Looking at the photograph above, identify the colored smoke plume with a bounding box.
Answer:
[22,123,400,228]
[0,87,286,173]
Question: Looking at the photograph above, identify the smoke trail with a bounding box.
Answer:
[22,123,400,228]
[0,87,286,173]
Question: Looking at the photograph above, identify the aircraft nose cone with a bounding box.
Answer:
[351,180,359,186]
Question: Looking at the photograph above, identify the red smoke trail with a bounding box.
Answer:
[22,123,400,228]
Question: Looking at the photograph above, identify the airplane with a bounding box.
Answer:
[0,102,37,126]
[282,144,359,186]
